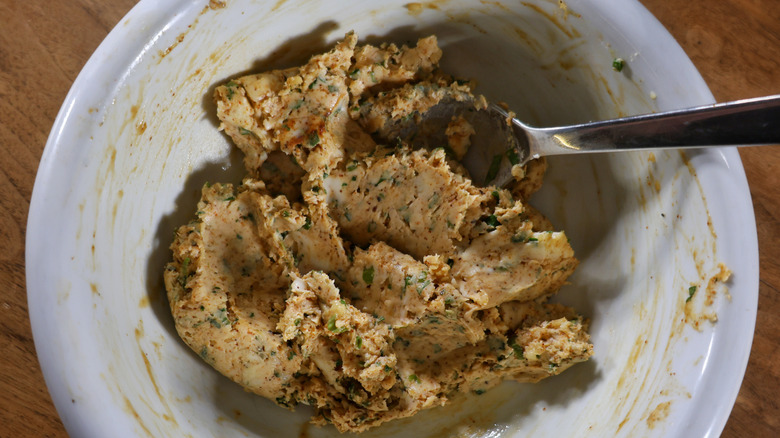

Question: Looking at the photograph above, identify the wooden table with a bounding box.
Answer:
[1,0,777,436]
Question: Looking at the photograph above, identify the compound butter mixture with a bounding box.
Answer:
[164,32,592,433]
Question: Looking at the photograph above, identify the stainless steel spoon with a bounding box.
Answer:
[380,94,780,187]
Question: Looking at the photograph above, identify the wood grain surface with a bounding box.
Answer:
[1,0,777,436]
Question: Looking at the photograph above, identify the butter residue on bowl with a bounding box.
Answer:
[164,32,591,433]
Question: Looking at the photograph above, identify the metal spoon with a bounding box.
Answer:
[379,93,780,187]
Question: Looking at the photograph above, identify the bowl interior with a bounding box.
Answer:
[28,0,756,437]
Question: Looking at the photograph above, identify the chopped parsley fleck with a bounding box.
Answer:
[301,216,312,230]
[346,161,358,171]
[686,285,697,302]
[485,215,501,228]
[408,374,420,383]
[326,315,347,333]
[511,232,528,243]
[363,266,375,284]
[612,57,625,72]
[506,148,520,165]
[308,131,320,147]
[374,171,390,186]
[485,153,503,184]
[225,80,238,99]
[294,318,301,326]
[428,192,440,209]
[402,275,412,295]
[509,340,524,360]
[355,335,363,349]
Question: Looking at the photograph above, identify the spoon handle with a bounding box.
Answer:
[527,94,780,157]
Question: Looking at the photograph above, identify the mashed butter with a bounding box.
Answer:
[164,32,592,433]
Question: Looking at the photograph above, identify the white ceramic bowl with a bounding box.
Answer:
[27,1,758,437]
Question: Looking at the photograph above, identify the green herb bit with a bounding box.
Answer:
[506,148,520,165]
[326,315,347,333]
[427,192,440,209]
[308,77,322,89]
[408,374,420,383]
[485,153,503,184]
[511,232,528,243]
[509,341,525,360]
[294,318,301,326]
[178,257,191,287]
[346,161,358,171]
[363,266,375,284]
[355,335,363,349]
[308,131,320,147]
[349,68,360,79]
[301,216,312,230]
[225,80,238,100]
[224,196,236,202]
[686,285,697,302]
[375,171,390,186]
[485,214,501,228]
[612,57,625,72]
[402,275,412,295]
